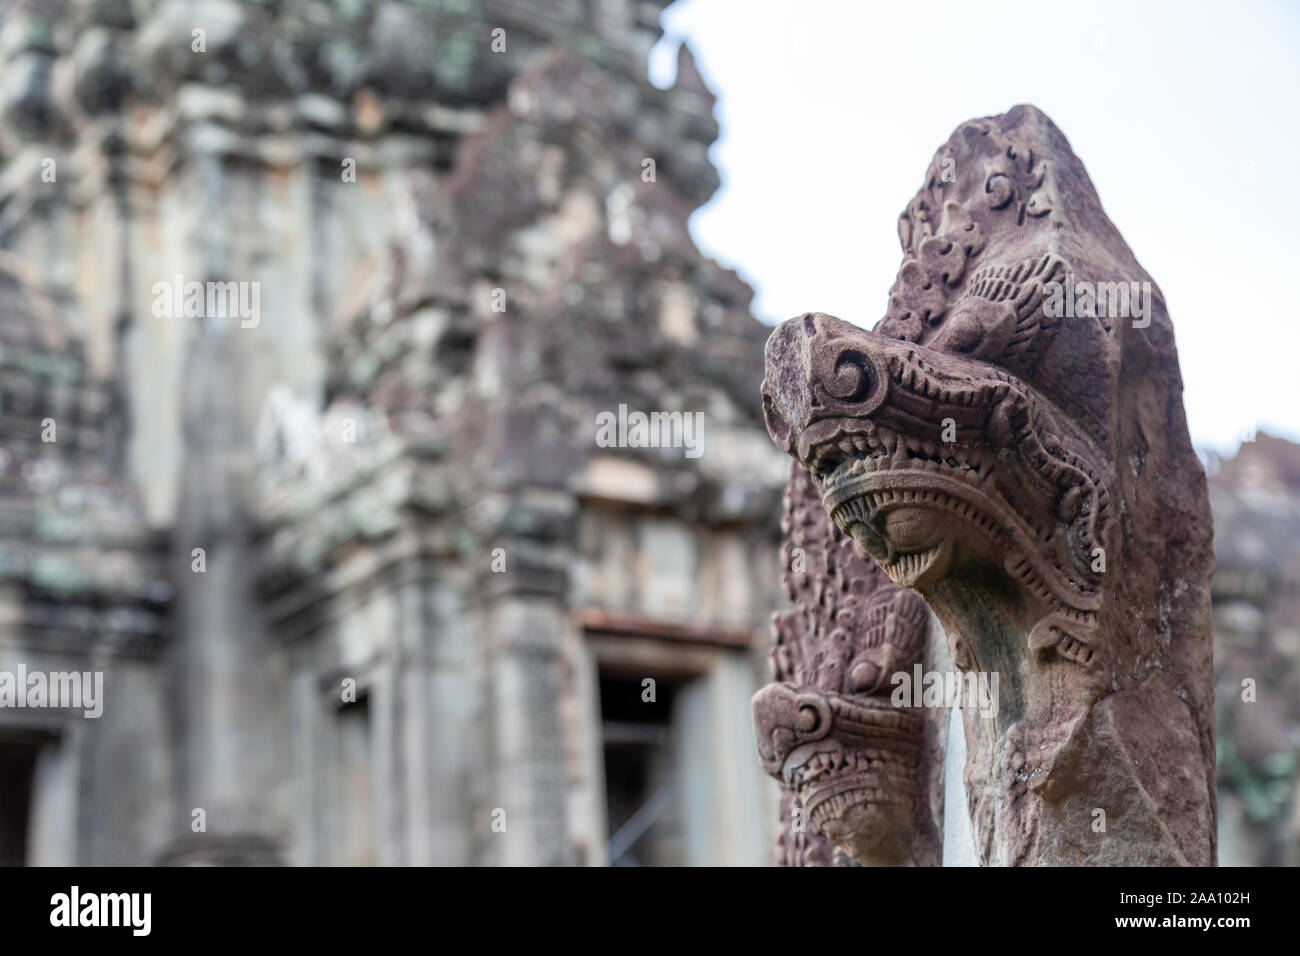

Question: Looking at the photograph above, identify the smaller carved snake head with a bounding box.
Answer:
[751,682,924,865]
[753,576,929,865]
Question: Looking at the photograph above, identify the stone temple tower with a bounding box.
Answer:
[0,0,789,865]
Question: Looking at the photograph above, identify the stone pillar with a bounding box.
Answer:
[466,430,579,866]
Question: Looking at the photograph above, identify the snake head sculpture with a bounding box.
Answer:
[760,106,1216,866]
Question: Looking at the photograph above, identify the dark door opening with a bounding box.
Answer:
[598,672,686,866]
[0,733,44,866]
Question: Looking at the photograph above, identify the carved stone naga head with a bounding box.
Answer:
[761,106,1216,865]
[753,465,938,867]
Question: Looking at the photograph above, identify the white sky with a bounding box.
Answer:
[650,0,1300,454]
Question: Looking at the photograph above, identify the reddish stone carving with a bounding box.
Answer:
[761,106,1216,866]
[754,464,938,866]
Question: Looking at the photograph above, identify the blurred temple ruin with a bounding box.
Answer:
[0,0,1294,866]
[1209,434,1300,866]
[0,0,786,866]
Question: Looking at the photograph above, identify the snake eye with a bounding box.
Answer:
[850,661,881,693]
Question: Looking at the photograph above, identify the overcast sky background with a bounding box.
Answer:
[649,0,1300,455]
